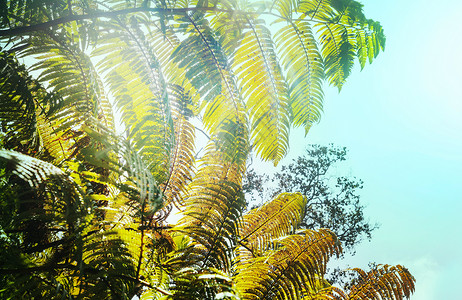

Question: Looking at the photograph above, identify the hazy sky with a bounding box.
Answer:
[259,1,462,299]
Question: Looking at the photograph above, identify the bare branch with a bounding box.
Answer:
[0,7,232,37]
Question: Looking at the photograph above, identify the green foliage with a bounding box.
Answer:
[1,0,386,165]
[0,1,412,299]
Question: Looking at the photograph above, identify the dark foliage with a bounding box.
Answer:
[243,144,378,253]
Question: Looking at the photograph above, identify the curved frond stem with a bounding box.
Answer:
[114,16,170,114]
[46,32,94,109]
[30,93,68,159]
[310,0,326,21]
[194,125,211,140]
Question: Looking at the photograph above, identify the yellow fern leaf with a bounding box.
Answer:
[239,193,307,255]
[274,20,324,134]
[235,229,341,300]
[233,22,290,165]
[346,264,415,300]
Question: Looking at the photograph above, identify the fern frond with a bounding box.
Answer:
[300,283,346,299]
[93,17,174,183]
[210,118,250,170]
[233,21,290,165]
[0,149,78,196]
[10,25,116,164]
[79,230,137,298]
[316,22,354,89]
[298,0,333,21]
[22,33,99,118]
[167,113,249,273]
[234,228,341,300]
[163,7,249,169]
[0,147,162,299]
[207,0,254,54]
[346,264,415,300]
[0,0,69,32]
[175,179,244,272]
[161,84,196,208]
[274,20,324,134]
[0,150,84,256]
[166,267,238,299]
[103,135,164,219]
[146,19,181,81]
[271,0,298,18]
[171,12,245,138]
[298,0,385,90]
[0,149,88,297]
[238,193,306,256]
[71,129,171,295]
[171,14,227,103]
[0,50,68,160]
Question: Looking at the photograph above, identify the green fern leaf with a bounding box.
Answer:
[298,0,385,90]
[274,20,324,134]
[233,21,290,165]
[93,18,174,183]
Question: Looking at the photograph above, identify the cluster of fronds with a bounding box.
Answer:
[0,0,414,299]
[1,0,386,165]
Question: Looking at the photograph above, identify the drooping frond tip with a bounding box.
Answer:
[347,264,416,300]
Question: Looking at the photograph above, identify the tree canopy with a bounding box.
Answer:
[0,0,415,299]
[244,144,377,253]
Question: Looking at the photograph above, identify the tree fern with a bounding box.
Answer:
[0,1,413,299]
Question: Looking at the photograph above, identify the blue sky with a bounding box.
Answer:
[261,0,462,298]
